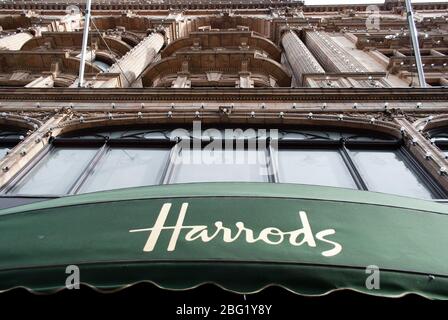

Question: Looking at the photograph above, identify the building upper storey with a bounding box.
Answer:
[0,0,447,88]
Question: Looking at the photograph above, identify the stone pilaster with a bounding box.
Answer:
[305,30,368,73]
[106,31,165,88]
[281,30,325,86]
[395,117,448,191]
[0,112,69,188]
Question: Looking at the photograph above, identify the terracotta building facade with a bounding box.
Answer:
[1,0,448,299]
[1,0,448,204]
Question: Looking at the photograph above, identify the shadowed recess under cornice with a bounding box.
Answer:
[0,51,102,75]
[162,31,281,61]
[141,52,291,87]
[20,32,132,57]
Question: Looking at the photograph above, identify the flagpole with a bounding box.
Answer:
[78,0,92,88]
[405,0,426,87]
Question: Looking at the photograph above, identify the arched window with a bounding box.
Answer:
[0,126,26,159]
[92,60,111,72]
[428,127,448,157]
[92,53,114,72]
[2,126,444,200]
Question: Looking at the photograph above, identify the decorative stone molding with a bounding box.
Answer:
[0,111,68,186]
[395,117,448,190]
[1,87,447,103]
[51,110,402,141]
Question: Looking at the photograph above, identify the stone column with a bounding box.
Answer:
[305,30,367,73]
[281,30,325,86]
[0,32,33,50]
[106,31,165,88]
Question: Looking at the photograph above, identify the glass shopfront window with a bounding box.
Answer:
[8,148,97,195]
[79,148,170,193]
[2,127,444,200]
[277,149,357,189]
[350,150,436,199]
[170,148,268,183]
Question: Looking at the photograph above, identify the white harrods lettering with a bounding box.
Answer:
[129,203,342,257]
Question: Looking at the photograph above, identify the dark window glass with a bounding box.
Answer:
[428,129,448,157]
[0,127,26,159]
[93,60,110,72]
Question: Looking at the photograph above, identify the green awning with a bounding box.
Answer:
[0,182,448,299]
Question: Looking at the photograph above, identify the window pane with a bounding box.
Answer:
[8,148,97,195]
[277,149,356,188]
[79,148,170,193]
[350,150,435,199]
[93,60,110,72]
[0,147,8,159]
[171,148,268,183]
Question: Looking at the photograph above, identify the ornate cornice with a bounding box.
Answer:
[54,110,402,139]
[0,1,302,13]
[0,87,447,103]
[0,1,446,15]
